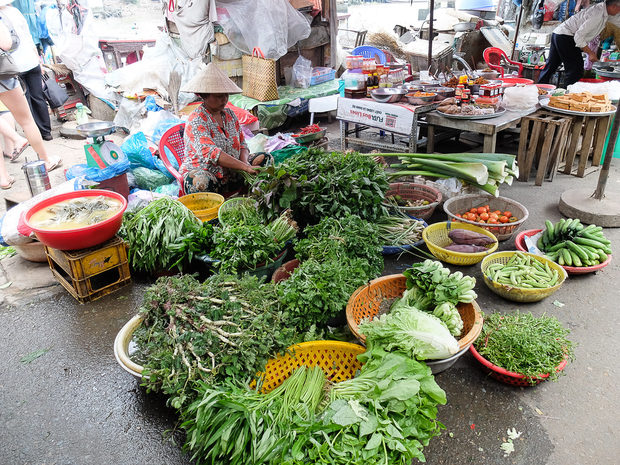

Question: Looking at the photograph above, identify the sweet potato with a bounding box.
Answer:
[448,229,496,246]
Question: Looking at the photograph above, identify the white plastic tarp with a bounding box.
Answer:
[216,0,311,60]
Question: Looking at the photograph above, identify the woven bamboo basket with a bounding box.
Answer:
[345,274,483,350]
[423,222,498,266]
[480,251,567,303]
[383,182,442,221]
[443,194,529,242]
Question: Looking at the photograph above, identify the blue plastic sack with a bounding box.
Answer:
[121,132,173,179]
[65,159,130,182]
[144,96,163,112]
[152,118,182,145]
[154,182,180,196]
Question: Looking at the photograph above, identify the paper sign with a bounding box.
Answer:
[524,231,546,256]
[337,97,415,135]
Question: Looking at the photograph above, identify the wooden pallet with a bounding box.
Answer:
[559,113,612,177]
[517,111,573,185]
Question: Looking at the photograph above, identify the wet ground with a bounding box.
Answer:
[1,120,619,464]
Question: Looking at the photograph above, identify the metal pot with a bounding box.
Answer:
[22,160,51,197]
[406,92,437,105]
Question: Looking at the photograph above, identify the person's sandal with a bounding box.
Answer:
[46,156,62,172]
[1,176,15,190]
[10,142,29,162]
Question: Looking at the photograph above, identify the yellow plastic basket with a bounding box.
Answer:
[179,192,225,222]
[480,251,567,303]
[256,341,365,393]
[423,221,498,266]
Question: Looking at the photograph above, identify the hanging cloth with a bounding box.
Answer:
[171,0,217,59]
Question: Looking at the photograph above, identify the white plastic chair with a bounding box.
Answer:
[308,94,339,125]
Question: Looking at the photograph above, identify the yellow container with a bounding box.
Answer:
[423,221,498,266]
[480,251,567,303]
[179,192,224,222]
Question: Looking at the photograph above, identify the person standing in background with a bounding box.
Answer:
[2,0,52,140]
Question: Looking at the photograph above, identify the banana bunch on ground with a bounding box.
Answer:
[538,219,612,267]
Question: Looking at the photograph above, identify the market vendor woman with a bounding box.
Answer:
[180,63,257,194]
[539,0,620,86]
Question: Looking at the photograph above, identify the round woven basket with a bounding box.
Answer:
[345,274,483,349]
[443,194,528,241]
[470,344,568,387]
[179,192,225,222]
[423,221,498,266]
[383,183,442,220]
[480,251,567,303]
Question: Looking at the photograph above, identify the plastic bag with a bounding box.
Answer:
[226,102,258,126]
[152,117,183,145]
[154,182,181,196]
[502,85,539,111]
[121,132,173,179]
[246,133,268,154]
[144,95,163,112]
[65,160,130,182]
[216,0,311,60]
[132,167,171,190]
[292,55,312,88]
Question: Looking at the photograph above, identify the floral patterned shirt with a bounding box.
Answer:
[180,104,248,184]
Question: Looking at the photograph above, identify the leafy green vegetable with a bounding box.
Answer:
[122,198,208,273]
[134,274,298,408]
[295,215,383,279]
[246,149,389,227]
[211,211,297,274]
[0,245,16,260]
[359,305,459,360]
[474,311,575,383]
[278,258,371,330]
[285,347,446,464]
[432,302,463,337]
[182,366,327,465]
[20,348,50,364]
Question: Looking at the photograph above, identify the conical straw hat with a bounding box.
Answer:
[182,62,242,94]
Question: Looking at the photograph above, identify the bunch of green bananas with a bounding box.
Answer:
[538,219,612,267]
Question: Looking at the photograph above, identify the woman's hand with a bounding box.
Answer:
[243,163,258,175]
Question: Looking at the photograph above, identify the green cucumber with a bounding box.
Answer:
[565,241,588,261]
[561,248,573,266]
[573,236,607,250]
[545,220,555,243]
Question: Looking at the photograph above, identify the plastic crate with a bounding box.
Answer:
[45,235,131,303]
[310,67,336,86]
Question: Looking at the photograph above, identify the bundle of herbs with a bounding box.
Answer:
[278,215,383,330]
[182,366,327,465]
[474,311,574,383]
[245,149,389,227]
[211,210,298,274]
[120,197,213,273]
[133,274,298,408]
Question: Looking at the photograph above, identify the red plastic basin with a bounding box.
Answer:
[499,77,534,87]
[515,228,612,275]
[24,189,127,251]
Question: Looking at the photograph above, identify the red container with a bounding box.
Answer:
[579,78,605,84]
[515,228,612,274]
[470,344,568,387]
[271,259,300,284]
[24,189,127,251]
[499,77,534,87]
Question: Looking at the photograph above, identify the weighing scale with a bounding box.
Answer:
[76,122,126,169]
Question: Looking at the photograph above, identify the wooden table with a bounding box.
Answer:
[425,109,535,153]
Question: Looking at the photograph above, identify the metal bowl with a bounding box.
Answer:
[410,79,441,89]
[400,83,424,93]
[406,92,437,105]
[454,22,476,32]
[370,87,408,103]
[75,121,116,138]
[476,69,501,80]
[424,86,456,101]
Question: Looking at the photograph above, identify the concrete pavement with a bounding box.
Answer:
[1,119,619,464]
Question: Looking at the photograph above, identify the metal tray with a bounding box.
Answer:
[76,121,117,138]
[292,129,327,143]
[539,98,617,117]
[436,108,506,120]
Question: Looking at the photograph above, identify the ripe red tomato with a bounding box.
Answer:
[480,212,489,221]
[499,216,509,223]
